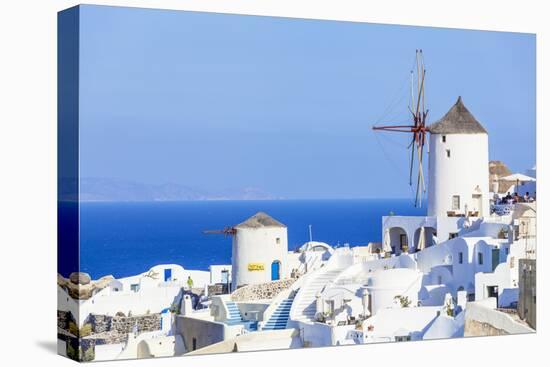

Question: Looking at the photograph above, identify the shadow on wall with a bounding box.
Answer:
[35,340,58,355]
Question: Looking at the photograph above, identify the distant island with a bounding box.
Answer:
[59,177,283,202]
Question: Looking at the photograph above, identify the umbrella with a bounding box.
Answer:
[383,228,392,253]
[500,173,536,193]
[500,173,536,182]
[417,226,426,251]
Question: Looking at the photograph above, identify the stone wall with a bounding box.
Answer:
[231,279,295,302]
[85,313,162,345]
[57,310,76,331]
[208,283,229,296]
[464,319,508,337]
[89,313,161,334]
[85,331,128,345]
[111,314,161,334]
[90,314,111,334]
[518,259,536,329]
[464,300,534,337]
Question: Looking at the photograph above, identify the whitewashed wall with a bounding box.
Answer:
[232,226,288,287]
[366,268,423,315]
[428,132,490,218]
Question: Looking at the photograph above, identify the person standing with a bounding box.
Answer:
[187,275,194,290]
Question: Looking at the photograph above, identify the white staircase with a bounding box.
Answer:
[262,298,294,330]
[290,268,345,324]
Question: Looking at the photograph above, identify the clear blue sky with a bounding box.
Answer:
[78,5,536,199]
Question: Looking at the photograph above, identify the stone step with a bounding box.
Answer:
[269,315,290,319]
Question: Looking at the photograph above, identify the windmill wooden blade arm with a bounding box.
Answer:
[409,135,415,185]
[408,106,416,119]
[203,227,236,235]
[372,125,415,133]
[415,70,426,117]
[415,143,426,207]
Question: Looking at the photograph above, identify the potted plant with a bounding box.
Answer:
[394,295,412,308]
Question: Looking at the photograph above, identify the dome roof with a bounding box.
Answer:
[299,241,333,252]
[235,212,286,229]
[428,96,487,135]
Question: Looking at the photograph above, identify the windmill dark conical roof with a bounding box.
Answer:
[428,96,487,134]
[235,212,286,229]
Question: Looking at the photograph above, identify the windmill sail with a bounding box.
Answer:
[372,49,428,207]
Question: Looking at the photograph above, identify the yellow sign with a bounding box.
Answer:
[248,263,265,271]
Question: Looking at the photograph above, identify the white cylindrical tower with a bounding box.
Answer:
[231,212,288,289]
[427,97,490,218]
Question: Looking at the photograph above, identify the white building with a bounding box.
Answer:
[58,264,219,327]
[231,212,289,289]
[428,96,490,218]
[383,97,491,252]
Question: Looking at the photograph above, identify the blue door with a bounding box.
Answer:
[271,261,280,281]
[164,268,172,282]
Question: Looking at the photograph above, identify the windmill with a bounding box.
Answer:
[372,49,428,207]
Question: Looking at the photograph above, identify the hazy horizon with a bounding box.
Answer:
[75,177,422,204]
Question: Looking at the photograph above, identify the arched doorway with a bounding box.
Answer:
[271,260,281,281]
[389,227,408,254]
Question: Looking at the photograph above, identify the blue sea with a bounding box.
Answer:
[78,199,425,279]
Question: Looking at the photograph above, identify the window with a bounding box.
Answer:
[276,237,280,244]
[452,195,460,210]
[449,232,458,240]
[478,252,484,265]
[442,135,447,143]
[192,337,197,351]
[130,284,140,292]
[458,252,464,264]
[164,268,172,282]
[446,149,451,158]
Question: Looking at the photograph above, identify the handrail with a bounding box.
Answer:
[296,253,322,276]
